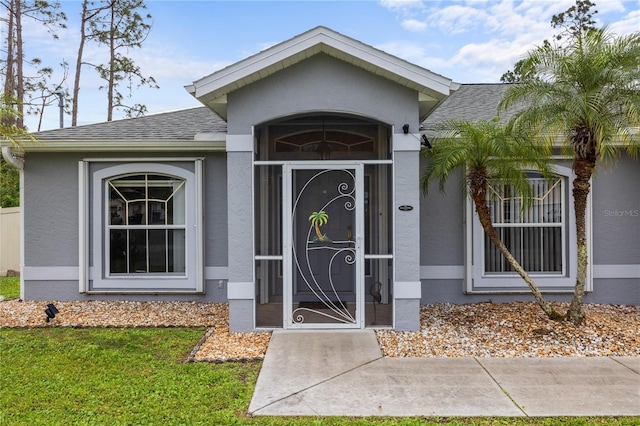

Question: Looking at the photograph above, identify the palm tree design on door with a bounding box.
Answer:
[308,210,331,242]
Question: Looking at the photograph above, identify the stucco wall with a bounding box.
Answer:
[420,167,466,266]
[24,152,82,267]
[591,155,639,266]
[22,152,230,302]
[419,154,640,305]
[226,53,418,135]
[223,53,423,330]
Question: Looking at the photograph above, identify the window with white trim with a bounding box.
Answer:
[485,172,564,275]
[468,165,583,292]
[108,174,186,275]
[84,161,203,293]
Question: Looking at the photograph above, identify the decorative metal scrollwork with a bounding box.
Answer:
[291,169,357,324]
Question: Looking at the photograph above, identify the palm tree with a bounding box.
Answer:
[421,118,564,321]
[308,211,329,242]
[1,94,34,149]
[499,28,640,325]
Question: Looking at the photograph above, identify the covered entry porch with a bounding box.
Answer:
[254,114,394,329]
[185,27,451,332]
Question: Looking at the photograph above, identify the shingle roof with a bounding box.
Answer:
[33,107,226,140]
[32,84,514,141]
[422,83,516,129]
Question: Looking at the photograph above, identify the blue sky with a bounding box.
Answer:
[14,0,640,131]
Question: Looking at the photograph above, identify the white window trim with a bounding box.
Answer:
[465,164,592,293]
[79,160,203,293]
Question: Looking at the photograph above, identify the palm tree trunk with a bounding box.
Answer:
[471,184,564,321]
[566,157,595,325]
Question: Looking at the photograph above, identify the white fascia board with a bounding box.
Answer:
[323,42,452,97]
[23,139,226,152]
[184,84,196,95]
[191,27,454,102]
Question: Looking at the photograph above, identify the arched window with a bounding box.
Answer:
[107,173,186,275]
[83,161,203,293]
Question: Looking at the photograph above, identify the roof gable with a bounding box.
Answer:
[186,26,456,120]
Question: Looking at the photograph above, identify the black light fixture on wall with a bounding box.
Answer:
[401,122,432,149]
[421,134,432,149]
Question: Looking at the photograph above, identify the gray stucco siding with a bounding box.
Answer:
[21,151,230,302]
[591,155,639,265]
[421,279,639,305]
[24,153,82,267]
[393,151,421,282]
[226,54,418,135]
[226,152,253,284]
[203,153,228,268]
[24,280,227,302]
[394,298,420,331]
[419,163,465,266]
[418,154,639,305]
[588,278,639,305]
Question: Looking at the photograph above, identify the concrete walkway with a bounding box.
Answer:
[248,330,640,417]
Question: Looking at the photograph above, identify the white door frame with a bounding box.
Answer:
[282,162,365,329]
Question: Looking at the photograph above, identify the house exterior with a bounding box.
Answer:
[7,27,639,331]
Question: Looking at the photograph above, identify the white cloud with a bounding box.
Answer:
[378,0,635,83]
[609,9,640,35]
[379,0,425,14]
[425,4,488,34]
[376,40,450,74]
[593,0,627,14]
[401,19,428,32]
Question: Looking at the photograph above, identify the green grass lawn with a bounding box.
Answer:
[0,276,20,300]
[0,328,637,425]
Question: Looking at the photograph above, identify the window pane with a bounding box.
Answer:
[254,165,282,256]
[128,229,147,273]
[485,175,564,275]
[168,183,185,225]
[114,175,146,201]
[109,229,127,273]
[544,227,563,271]
[106,173,187,276]
[128,201,146,225]
[485,227,562,273]
[168,230,186,273]
[148,201,166,225]
[109,188,126,225]
[148,230,167,273]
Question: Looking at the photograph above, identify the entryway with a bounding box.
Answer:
[254,114,394,329]
[284,164,363,328]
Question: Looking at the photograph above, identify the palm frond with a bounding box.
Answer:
[421,118,551,211]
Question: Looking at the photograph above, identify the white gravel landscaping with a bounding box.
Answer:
[1,300,638,361]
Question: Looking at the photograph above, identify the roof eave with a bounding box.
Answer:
[7,138,226,153]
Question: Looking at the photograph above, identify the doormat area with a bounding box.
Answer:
[298,301,347,309]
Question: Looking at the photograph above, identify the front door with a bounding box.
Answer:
[283,163,364,328]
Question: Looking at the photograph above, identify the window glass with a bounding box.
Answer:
[107,173,186,275]
[485,174,564,274]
